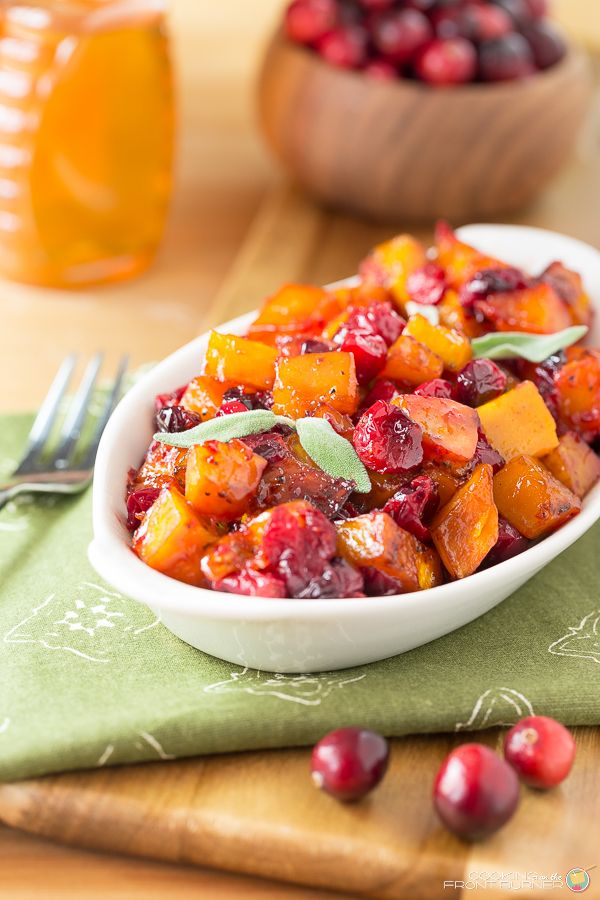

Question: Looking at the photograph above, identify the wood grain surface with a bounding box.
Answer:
[2,2,600,898]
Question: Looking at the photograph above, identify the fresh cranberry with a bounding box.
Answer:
[154,385,186,411]
[384,474,439,542]
[353,400,424,474]
[363,58,397,80]
[430,7,476,41]
[260,502,338,595]
[357,0,395,9]
[433,743,520,840]
[522,21,566,70]
[456,359,508,407]
[460,267,530,306]
[295,558,365,598]
[414,378,456,400]
[311,727,390,801]
[362,566,405,596]
[404,0,436,10]
[471,429,505,474]
[341,329,388,385]
[360,379,399,411]
[126,487,160,531]
[370,9,432,64]
[317,24,368,68]
[406,264,447,306]
[284,0,339,44]
[479,33,535,81]
[483,516,528,566]
[522,0,548,18]
[154,405,201,433]
[217,400,250,416]
[415,38,478,86]
[301,338,336,354]
[490,0,533,27]
[341,301,405,347]
[215,568,287,598]
[504,716,576,789]
[468,3,513,41]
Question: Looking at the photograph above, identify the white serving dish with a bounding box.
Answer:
[89,225,600,673]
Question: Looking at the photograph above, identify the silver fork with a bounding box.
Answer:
[0,353,128,511]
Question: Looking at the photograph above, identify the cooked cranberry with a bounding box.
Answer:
[284,0,339,44]
[217,400,250,416]
[154,405,201,433]
[341,329,388,385]
[334,500,361,521]
[362,566,405,596]
[370,9,432,64]
[483,516,528,567]
[433,743,520,841]
[384,474,439,542]
[342,301,405,347]
[522,0,548,18]
[479,33,535,81]
[460,267,530,307]
[360,379,399,411]
[241,432,289,462]
[504,716,576,789]
[311,727,390,801]
[353,400,424,474]
[126,487,160,531]
[414,378,456,400]
[215,568,287,598]
[222,386,254,409]
[260,502,338,595]
[406,264,447,306]
[456,359,508,407]
[490,0,532,27]
[154,384,186,411]
[471,429,505,474]
[468,3,513,41]
[317,24,368,68]
[363,58,397,80]
[415,38,478,86]
[295,558,364,598]
[522,21,566,70]
[301,338,336,354]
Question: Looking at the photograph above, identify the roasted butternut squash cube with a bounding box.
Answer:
[403,314,472,373]
[438,289,483,338]
[423,463,464,506]
[394,395,479,464]
[541,261,593,328]
[493,455,581,540]
[130,440,187,492]
[380,335,444,385]
[201,531,254,582]
[475,283,572,334]
[272,351,358,418]
[430,464,498,579]
[555,350,600,442]
[204,331,278,390]
[132,485,218,586]
[435,221,509,288]
[250,283,343,339]
[477,381,558,461]
[180,375,231,420]
[336,511,420,593]
[359,234,427,309]
[415,542,444,590]
[542,432,600,499]
[185,439,267,520]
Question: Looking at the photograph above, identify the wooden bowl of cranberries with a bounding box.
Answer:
[257,0,592,222]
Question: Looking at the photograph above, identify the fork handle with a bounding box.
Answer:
[0,483,27,511]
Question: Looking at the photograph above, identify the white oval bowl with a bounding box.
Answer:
[89,225,600,673]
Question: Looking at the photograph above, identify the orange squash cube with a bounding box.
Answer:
[130,440,187,492]
[272,351,359,419]
[555,350,600,441]
[403,313,472,372]
[475,283,572,334]
[250,283,343,339]
[438,289,483,338]
[204,331,278,390]
[180,375,232,420]
[200,531,254,583]
[435,221,509,288]
[359,234,427,309]
[542,432,600,499]
[415,542,444,590]
[380,334,444,385]
[430,464,498,579]
[477,381,558,461]
[394,395,479,464]
[132,485,218,586]
[541,261,593,328]
[423,463,464,506]
[493,455,581,540]
[185,439,267,520]
[336,511,420,592]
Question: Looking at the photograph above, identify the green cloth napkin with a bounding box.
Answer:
[1,413,599,782]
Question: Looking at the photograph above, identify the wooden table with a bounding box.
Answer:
[2,2,600,897]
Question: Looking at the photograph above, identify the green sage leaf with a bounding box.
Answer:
[296,417,371,493]
[153,409,294,448]
[471,326,588,363]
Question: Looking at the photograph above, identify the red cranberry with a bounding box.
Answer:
[433,743,520,840]
[468,4,513,41]
[430,7,476,41]
[337,301,404,347]
[284,0,339,44]
[460,267,530,307]
[383,474,439,542]
[404,0,436,10]
[353,400,424,474]
[301,338,336,354]
[483,516,528,566]
[522,0,548,18]
[490,0,532,27]
[215,568,287,598]
[260,502,338,595]
[357,0,395,9]
[154,384,186,411]
[126,487,160,531]
[456,359,508,407]
[363,58,397,80]
[317,24,368,68]
[415,38,478,86]
[311,727,390,801]
[370,8,433,64]
[522,21,566,70]
[341,329,388,385]
[154,405,201,433]
[406,264,447,306]
[242,432,289,462]
[360,379,399,411]
[479,33,535,81]
[414,378,456,400]
[362,566,406,596]
[471,429,505,474]
[504,716,576,789]
[217,400,250,416]
[294,558,365,598]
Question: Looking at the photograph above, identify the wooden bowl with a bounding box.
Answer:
[257,32,592,223]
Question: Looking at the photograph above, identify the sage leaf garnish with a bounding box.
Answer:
[296,417,371,493]
[153,409,294,448]
[471,326,588,363]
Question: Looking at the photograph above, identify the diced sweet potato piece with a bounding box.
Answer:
[540,261,593,328]
[403,314,472,373]
[336,511,420,592]
[250,283,343,339]
[438,289,483,338]
[380,335,444,385]
[475,283,572,334]
[477,381,558,460]
[394,395,479,464]
[185,439,267,520]
[180,375,232,420]
[204,331,278,390]
[132,485,218,585]
[430,464,498,579]
[129,440,187,492]
[359,234,427,309]
[555,351,600,442]
[435,221,509,288]
[272,351,358,418]
[493,455,581,539]
[542,432,600,499]
[415,542,444,590]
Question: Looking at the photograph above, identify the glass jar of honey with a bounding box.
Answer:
[0,0,174,288]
